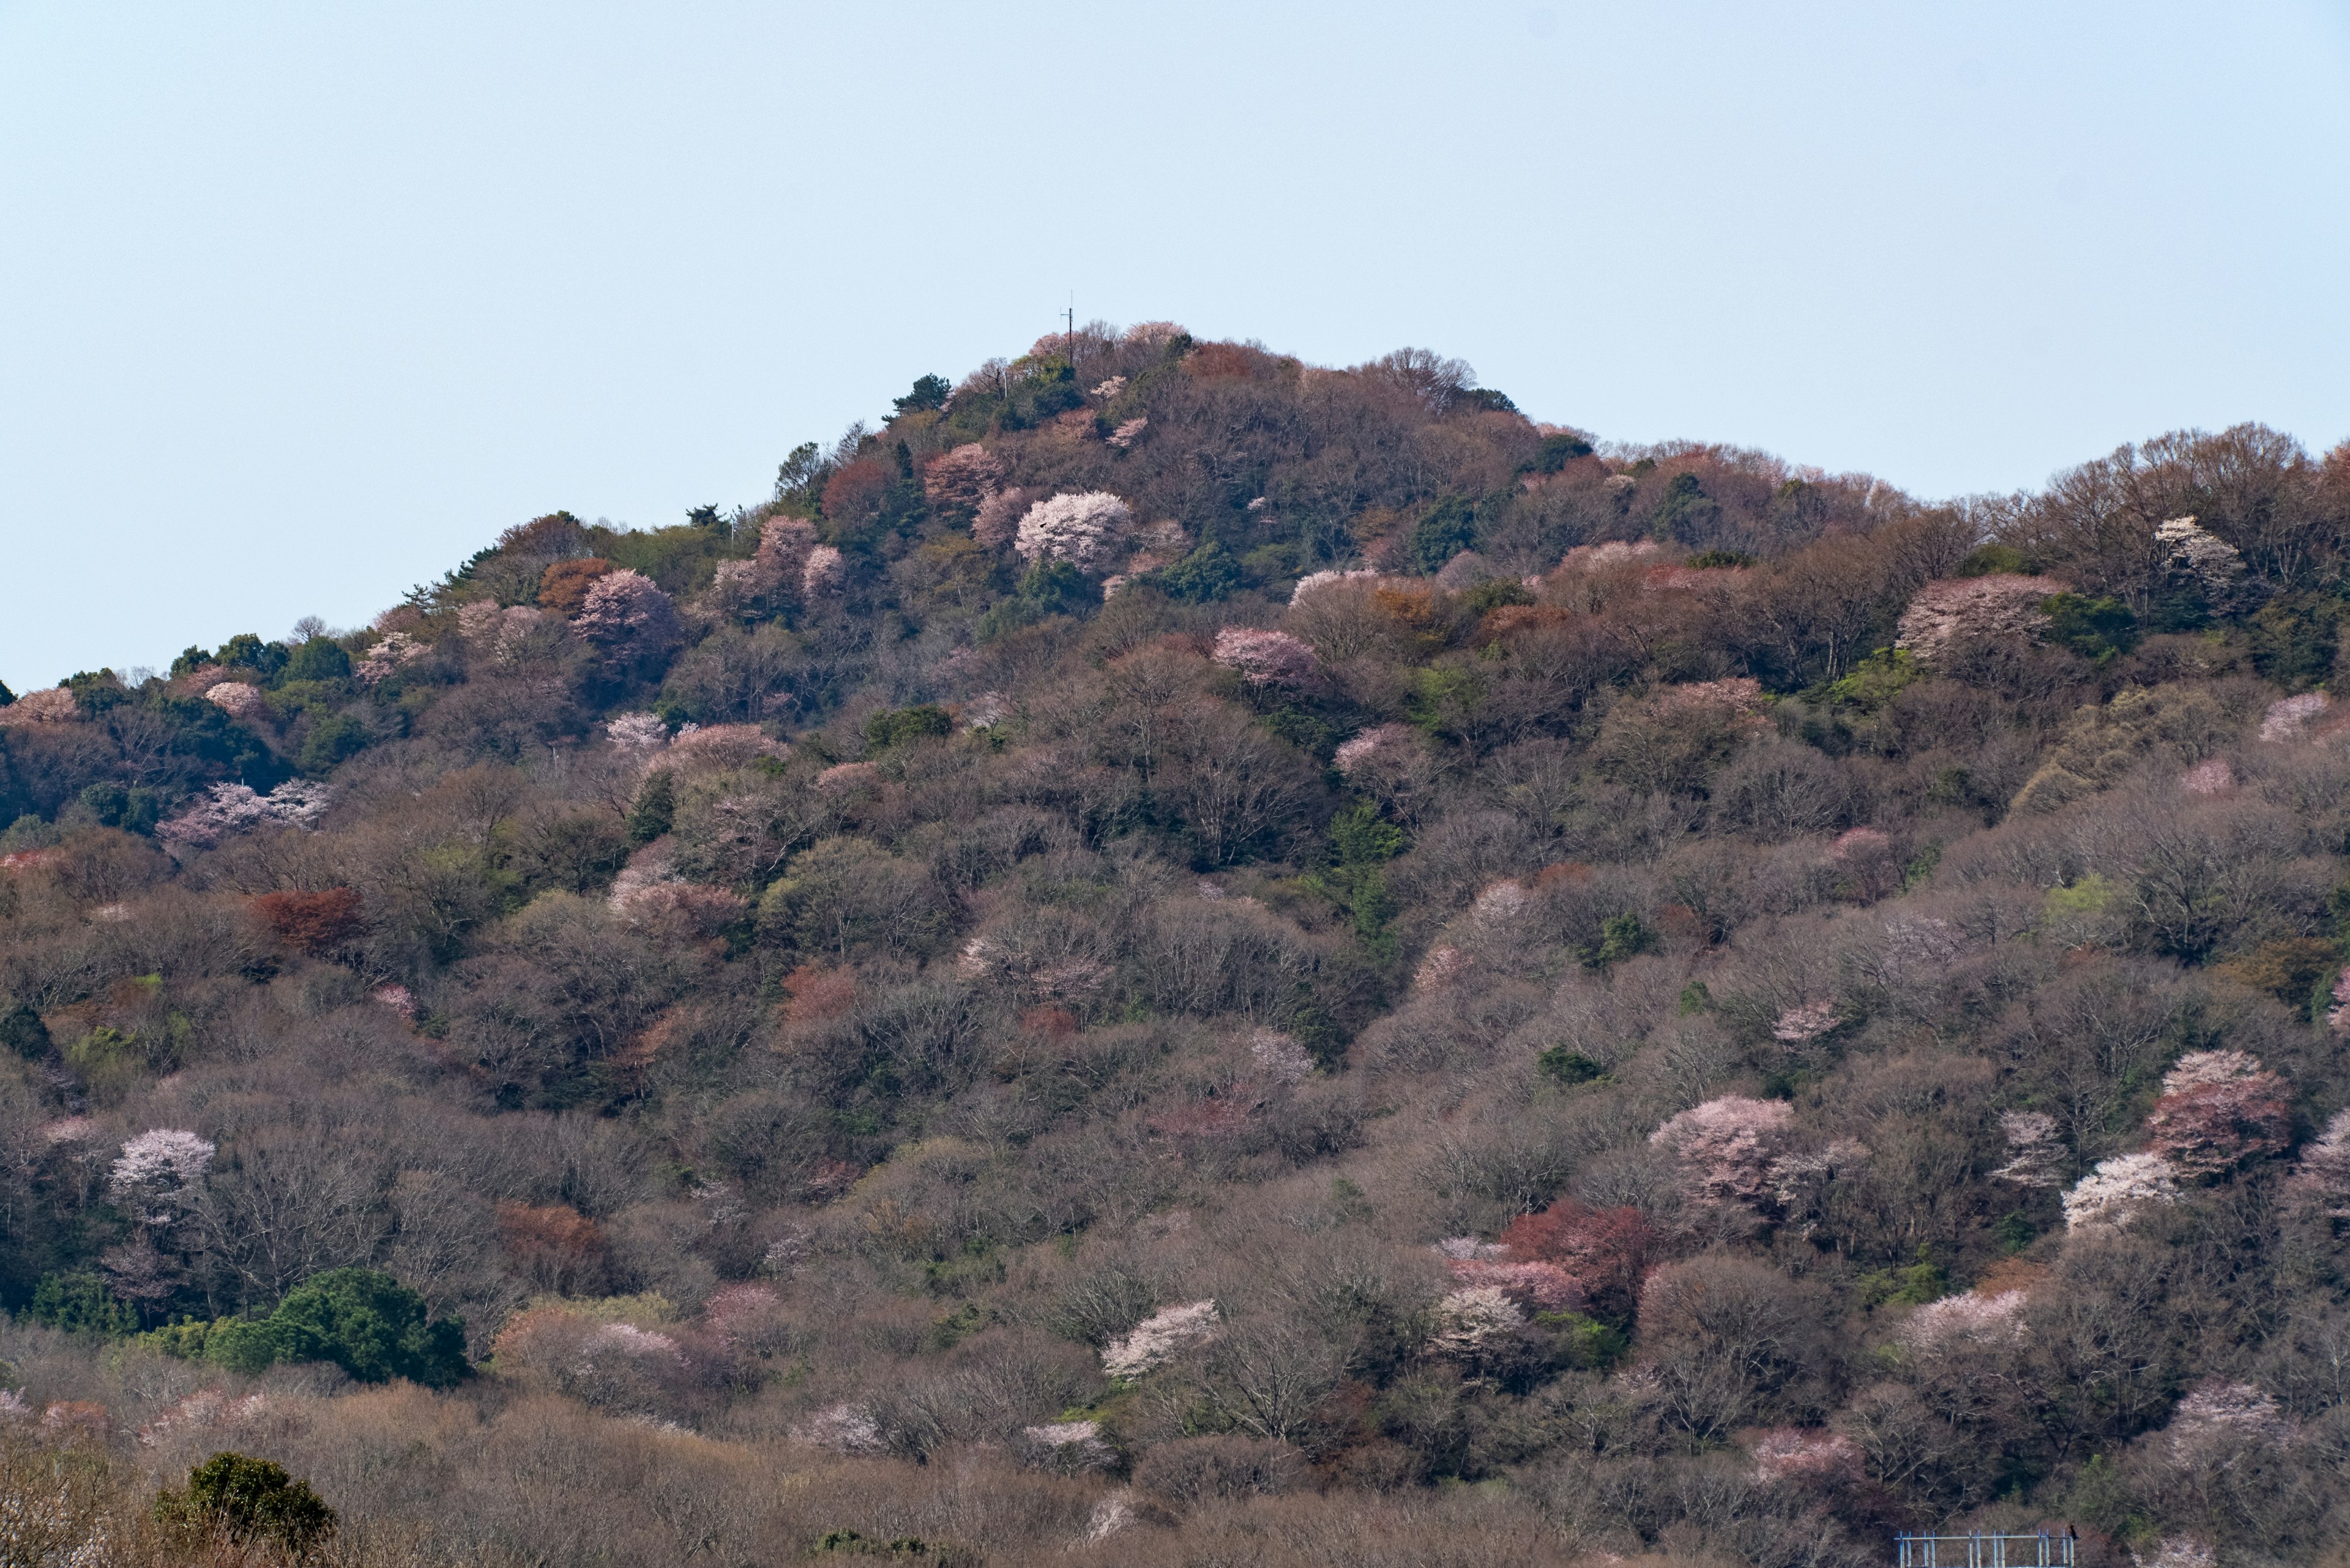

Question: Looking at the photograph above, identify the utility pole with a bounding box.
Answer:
[1066,296,1076,370]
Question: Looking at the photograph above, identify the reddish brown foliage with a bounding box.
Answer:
[1020,1006,1078,1039]
[252,887,364,954]
[1499,1198,1655,1320]
[783,965,857,1022]
[498,1200,608,1294]
[537,556,615,618]
[823,459,892,529]
[1184,342,1263,381]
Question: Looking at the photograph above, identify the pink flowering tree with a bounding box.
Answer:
[1334,723,1442,825]
[156,780,331,853]
[1014,491,1132,572]
[1649,1096,1794,1210]
[800,544,845,598]
[2283,1108,2350,1223]
[972,486,1037,548]
[922,444,1004,516]
[1895,1289,2028,1355]
[1212,627,1319,690]
[2145,1050,2291,1180]
[575,569,682,665]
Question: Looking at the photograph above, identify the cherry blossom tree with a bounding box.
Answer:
[1102,1301,1219,1378]
[1991,1110,2067,1189]
[356,630,429,684]
[1751,1427,1862,1483]
[2062,1151,2180,1230]
[1649,1096,1794,1209]
[1015,491,1132,572]
[155,780,331,852]
[2145,1050,2291,1179]
[1211,627,1318,689]
[2155,515,2252,614]
[1334,723,1442,825]
[1895,1288,2027,1353]
[799,544,845,599]
[575,569,682,662]
[1894,575,2063,665]
[922,443,1004,515]
[110,1129,214,1227]
[1289,567,1379,606]
[1444,1258,1584,1313]
[2259,691,2329,742]
[202,682,267,722]
[2281,1108,2350,1221]
[1426,1285,1526,1360]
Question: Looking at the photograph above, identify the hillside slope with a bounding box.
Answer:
[2,325,2349,1566]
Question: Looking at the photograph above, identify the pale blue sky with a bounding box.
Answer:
[3,1,2347,690]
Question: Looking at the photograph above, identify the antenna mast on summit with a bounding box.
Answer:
[1066,296,1076,368]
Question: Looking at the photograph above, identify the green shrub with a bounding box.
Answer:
[28,1272,136,1336]
[297,712,370,773]
[1955,542,2029,577]
[76,780,159,833]
[147,1268,468,1387]
[262,1267,469,1387]
[65,670,129,717]
[281,637,352,684]
[1406,496,1477,573]
[1158,541,1243,604]
[1536,1047,1606,1086]
[0,1001,51,1061]
[865,705,952,752]
[627,768,676,844]
[158,1452,335,1553]
[1529,433,1594,474]
[2040,592,2140,661]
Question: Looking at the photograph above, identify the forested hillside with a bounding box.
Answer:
[2,323,2349,1567]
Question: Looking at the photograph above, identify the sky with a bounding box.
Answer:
[2,1,2347,691]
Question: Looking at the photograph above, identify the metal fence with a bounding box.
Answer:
[1897,1534,2076,1568]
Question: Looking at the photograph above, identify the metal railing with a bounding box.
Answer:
[1897,1534,2075,1568]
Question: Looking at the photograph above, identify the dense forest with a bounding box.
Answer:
[2,323,2349,1567]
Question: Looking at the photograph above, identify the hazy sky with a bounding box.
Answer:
[3,1,2347,691]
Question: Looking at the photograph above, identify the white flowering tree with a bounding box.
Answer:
[110,1129,215,1230]
[2062,1151,2180,1231]
[1101,1300,1219,1379]
[1013,491,1132,572]
[1211,627,1319,690]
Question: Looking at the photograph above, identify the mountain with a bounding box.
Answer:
[1,324,2348,1567]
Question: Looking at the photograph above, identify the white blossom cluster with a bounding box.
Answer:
[1991,1111,2067,1189]
[1211,627,1318,689]
[1426,1285,1525,1358]
[202,681,269,722]
[155,780,332,851]
[356,630,429,684]
[2154,515,2251,613]
[2259,691,2329,743]
[1100,1300,1219,1378]
[1897,1289,2028,1353]
[110,1129,215,1225]
[2062,1151,2180,1231]
[1014,491,1133,572]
